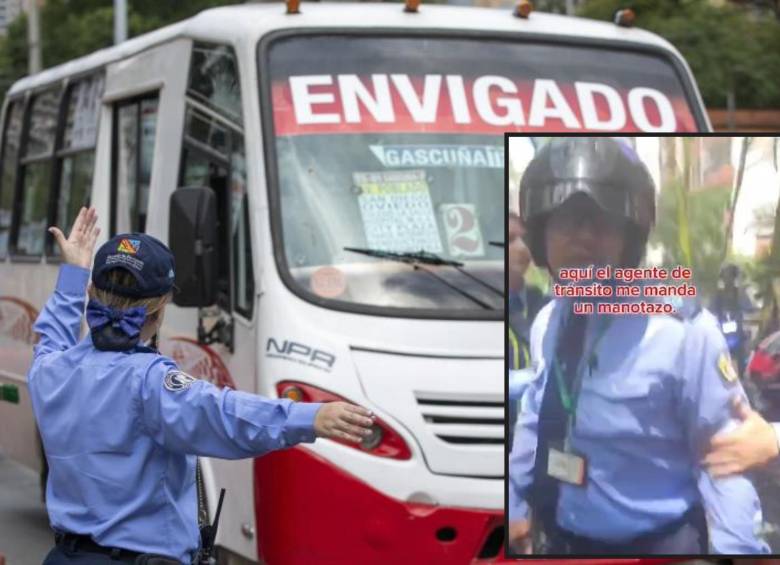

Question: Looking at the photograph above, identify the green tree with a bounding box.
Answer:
[651,181,732,300]
[0,0,239,102]
[578,0,780,109]
[0,14,30,98]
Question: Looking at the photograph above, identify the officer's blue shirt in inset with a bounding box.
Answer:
[508,290,770,554]
[27,264,322,563]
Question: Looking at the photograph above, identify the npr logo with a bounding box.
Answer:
[266,338,336,371]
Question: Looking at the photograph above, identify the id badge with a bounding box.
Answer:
[547,446,587,486]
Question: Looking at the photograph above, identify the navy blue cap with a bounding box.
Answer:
[92,233,176,298]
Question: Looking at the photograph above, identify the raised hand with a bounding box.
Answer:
[314,402,375,443]
[48,206,100,270]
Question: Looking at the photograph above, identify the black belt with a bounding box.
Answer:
[55,532,143,562]
[552,504,708,555]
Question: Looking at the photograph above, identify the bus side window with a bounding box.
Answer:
[48,73,104,258]
[179,126,231,310]
[12,87,60,257]
[180,42,252,317]
[188,42,242,125]
[0,100,23,259]
[111,95,159,236]
[230,136,253,318]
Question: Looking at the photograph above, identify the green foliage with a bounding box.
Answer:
[650,182,733,299]
[578,0,780,109]
[0,14,28,96]
[0,0,238,102]
[42,4,114,67]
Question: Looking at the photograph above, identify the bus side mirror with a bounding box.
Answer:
[169,187,218,307]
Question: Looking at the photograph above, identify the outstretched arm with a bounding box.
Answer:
[138,358,376,458]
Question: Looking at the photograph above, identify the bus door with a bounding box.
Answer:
[167,42,258,562]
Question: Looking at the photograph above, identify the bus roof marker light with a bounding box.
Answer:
[285,0,300,15]
[404,0,421,13]
[613,8,635,27]
[513,0,533,19]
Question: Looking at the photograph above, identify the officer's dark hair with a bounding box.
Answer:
[519,137,656,271]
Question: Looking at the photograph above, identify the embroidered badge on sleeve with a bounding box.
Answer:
[164,370,197,392]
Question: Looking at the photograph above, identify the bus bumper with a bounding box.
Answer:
[254,446,506,564]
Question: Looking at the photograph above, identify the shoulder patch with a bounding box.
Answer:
[164,370,197,392]
[717,352,739,385]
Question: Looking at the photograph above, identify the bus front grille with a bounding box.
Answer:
[415,393,504,445]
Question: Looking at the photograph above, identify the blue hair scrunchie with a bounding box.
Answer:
[86,299,147,351]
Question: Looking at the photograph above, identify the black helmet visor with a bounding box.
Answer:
[520,138,654,229]
[522,178,649,225]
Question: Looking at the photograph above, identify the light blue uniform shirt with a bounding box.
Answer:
[508,294,770,554]
[28,264,322,563]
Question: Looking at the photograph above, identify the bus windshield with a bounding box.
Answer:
[262,34,701,318]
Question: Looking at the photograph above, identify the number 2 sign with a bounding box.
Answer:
[441,204,485,258]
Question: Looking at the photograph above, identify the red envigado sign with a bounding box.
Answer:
[271,74,697,136]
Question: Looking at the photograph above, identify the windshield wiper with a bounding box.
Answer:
[488,241,504,248]
[344,246,503,310]
[346,247,460,266]
[345,247,504,297]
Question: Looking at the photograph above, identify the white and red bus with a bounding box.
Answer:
[0,3,707,563]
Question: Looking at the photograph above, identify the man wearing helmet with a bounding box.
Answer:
[507,137,768,555]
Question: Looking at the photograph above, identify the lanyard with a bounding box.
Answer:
[508,291,531,370]
[508,327,530,370]
[551,315,612,422]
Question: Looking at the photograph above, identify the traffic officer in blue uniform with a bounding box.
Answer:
[29,207,375,564]
[507,137,769,555]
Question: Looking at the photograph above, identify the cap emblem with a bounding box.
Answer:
[118,238,141,254]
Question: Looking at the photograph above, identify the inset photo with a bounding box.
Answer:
[506,135,780,558]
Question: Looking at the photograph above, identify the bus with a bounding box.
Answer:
[0,3,707,563]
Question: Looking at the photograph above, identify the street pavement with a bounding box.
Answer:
[0,454,51,564]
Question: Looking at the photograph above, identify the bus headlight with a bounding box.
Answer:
[360,424,383,451]
[276,380,412,460]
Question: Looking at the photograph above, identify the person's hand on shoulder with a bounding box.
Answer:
[48,206,100,269]
[314,402,375,443]
[703,396,779,476]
